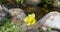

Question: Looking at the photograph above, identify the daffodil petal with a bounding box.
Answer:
[28,13,35,18]
[24,13,36,26]
[24,17,28,22]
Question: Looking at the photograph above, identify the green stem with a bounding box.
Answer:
[20,24,23,32]
[26,25,29,32]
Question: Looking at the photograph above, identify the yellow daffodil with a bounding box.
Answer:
[24,13,36,26]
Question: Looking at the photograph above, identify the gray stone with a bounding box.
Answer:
[38,12,60,30]
[25,0,41,7]
[50,30,58,32]
[21,24,39,32]
[0,5,7,21]
[0,5,3,10]
[8,8,26,21]
[1,5,26,26]
[28,29,39,32]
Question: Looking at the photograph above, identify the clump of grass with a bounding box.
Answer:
[16,0,24,4]
[0,13,23,32]
[44,0,52,5]
[0,22,22,32]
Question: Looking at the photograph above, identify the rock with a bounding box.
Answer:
[2,4,26,21]
[37,11,60,30]
[25,0,41,7]
[50,30,58,32]
[21,24,27,32]
[8,8,26,23]
[1,5,26,21]
[53,0,60,8]
[0,5,7,21]
[28,29,39,32]
[0,5,3,9]
[42,27,47,31]
[20,23,40,32]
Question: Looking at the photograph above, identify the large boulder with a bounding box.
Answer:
[38,12,60,30]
